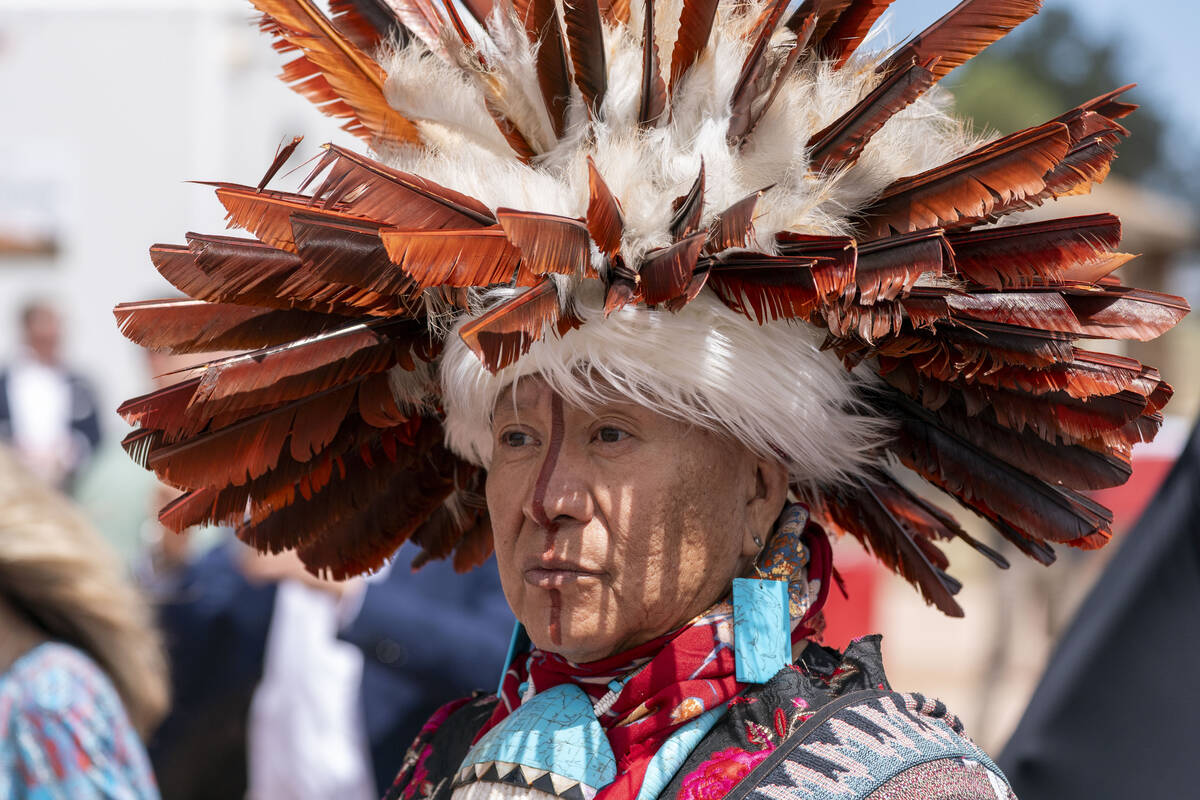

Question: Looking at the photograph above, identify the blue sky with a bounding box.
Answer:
[879,0,1199,153]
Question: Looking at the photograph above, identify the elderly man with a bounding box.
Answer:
[114,0,1185,798]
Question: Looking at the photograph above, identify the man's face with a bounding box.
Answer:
[23,307,61,365]
[486,377,764,663]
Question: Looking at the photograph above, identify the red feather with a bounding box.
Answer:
[669,162,706,240]
[638,0,668,126]
[586,158,625,258]
[257,136,305,191]
[639,233,707,306]
[563,0,608,116]
[854,228,949,304]
[707,252,824,323]
[145,382,358,490]
[496,209,593,278]
[527,0,572,139]
[459,278,570,372]
[379,227,523,290]
[807,57,937,174]
[668,0,719,94]
[303,144,494,228]
[877,0,1043,81]
[946,213,1122,289]
[113,299,350,355]
[705,189,763,253]
[816,0,896,66]
[861,122,1070,237]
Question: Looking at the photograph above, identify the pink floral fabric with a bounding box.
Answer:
[678,747,772,800]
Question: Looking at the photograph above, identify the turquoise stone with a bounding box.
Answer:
[460,683,618,793]
[732,577,790,683]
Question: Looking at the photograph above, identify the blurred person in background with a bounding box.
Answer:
[0,300,102,493]
[0,445,167,799]
[140,507,514,800]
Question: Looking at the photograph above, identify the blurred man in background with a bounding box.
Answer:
[140,520,514,800]
[0,299,101,492]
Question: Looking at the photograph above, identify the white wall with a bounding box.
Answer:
[0,1,353,424]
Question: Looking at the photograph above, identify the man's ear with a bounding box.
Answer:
[742,458,790,558]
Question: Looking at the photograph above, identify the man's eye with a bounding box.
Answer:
[595,427,628,444]
[500,431,534,448]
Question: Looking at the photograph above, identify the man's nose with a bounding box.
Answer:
[525,394,590,530]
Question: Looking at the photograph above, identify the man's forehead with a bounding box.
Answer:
[494,376,553,416]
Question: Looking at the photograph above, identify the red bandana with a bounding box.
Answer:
[480,513,832,800]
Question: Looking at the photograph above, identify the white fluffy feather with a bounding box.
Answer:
[440,287,887,489]
[375,0,986,487]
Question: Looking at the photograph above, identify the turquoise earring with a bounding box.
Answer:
[732,577,791,683]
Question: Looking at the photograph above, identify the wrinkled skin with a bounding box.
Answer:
[486,377,789,663]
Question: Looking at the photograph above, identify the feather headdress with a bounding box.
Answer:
[117,0,1188,615]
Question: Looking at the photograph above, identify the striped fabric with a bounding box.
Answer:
[0,642,159,800]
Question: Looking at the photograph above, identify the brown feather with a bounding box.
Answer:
[816,0,895,66]
[303,144,494,228]
[251,0,422,143]
[451,514,496,572]
[113,299,350,355]
[707,252,824,323]
[877,0,1042,81]
[459,278,566,372]
[292,442,461,579]
[182,318,430,423]
[785,0,851,40]
[898,320,1075,370]
[586,158,625,258]
[158,411,418,532]
[668,0,719,94]
[328,0,407,51]
[880,359,1147,463]
[1075,83,1138,122]
[668,162,706,240]
[883,388,1115,547]
[946,213,1122,289]
[860,121,1070,237]
[563,0,607,116]
[288,213,423,308]
[176,234,411,317]
[813,475,964,615]
[527,0,572,139]
[773,233,857,298]
[901,347,1149,401]
[807,56,937,174]
[638,0,668,126]
[1065,286,1190,341]
[258,135,305,191]
[705,189,763,253]
[379,227,524,290]
[234,419,448,569]
[1035,136,1118,201]
[118,378,202,436]
[496,209,593,278]
[146,382,358,490]
[603,256,640,317]
[639,233,707,306]
[211,182,367,252]
[854,228,948,304]
[726,0,790,144]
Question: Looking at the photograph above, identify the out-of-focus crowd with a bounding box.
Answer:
[0,300,514,800]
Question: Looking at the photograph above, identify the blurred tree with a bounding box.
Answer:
[946,7,1198,205]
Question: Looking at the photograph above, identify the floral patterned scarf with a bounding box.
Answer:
[479,504,832,800]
